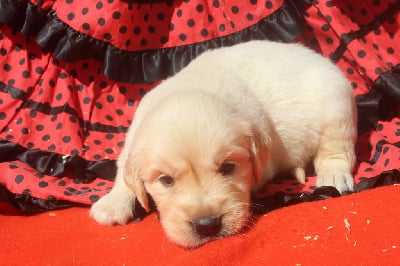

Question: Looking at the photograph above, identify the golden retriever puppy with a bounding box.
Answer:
[90,40,357,248]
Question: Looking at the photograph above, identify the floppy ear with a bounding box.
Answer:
[123,153,150,212]
[249,127,270,186]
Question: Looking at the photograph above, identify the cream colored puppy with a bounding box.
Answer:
[90,40,357,248]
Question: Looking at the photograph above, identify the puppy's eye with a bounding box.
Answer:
[158,174,175,187]
[219,162,236,176]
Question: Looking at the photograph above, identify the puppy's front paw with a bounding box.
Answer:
[316,172,354,194]
[90,192,136,226]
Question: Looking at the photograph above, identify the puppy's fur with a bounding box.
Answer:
[90,40,357,248]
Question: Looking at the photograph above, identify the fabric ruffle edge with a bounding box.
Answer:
[0,139,117,182]
[2,169,399,216]
[356,64,400,132]
[0,0,311,84]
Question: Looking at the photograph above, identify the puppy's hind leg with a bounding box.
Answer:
[314,115,357,194]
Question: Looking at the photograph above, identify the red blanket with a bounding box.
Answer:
[1,185,400,265]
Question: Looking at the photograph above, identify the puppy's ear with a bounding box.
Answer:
[249,127,270,185]
[123,154,150,212]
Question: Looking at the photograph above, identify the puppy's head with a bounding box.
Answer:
[124,91,269,248]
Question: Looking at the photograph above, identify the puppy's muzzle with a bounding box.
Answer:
[191,215,222,238]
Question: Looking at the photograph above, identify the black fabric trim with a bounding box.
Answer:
[0,0,311,84]
[0,183,88,214]
[0,81,129,133]
[0,139,117,181]
[329,1,400,63]
[252,169,400,216]
[2,169,399,218]
[356,64,400,132]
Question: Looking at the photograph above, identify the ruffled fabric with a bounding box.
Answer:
[0,0,399,213]
[1,0,311,83]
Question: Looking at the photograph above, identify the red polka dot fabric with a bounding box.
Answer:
[0,0,399,213]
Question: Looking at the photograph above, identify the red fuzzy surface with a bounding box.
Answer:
[1,185,399,265]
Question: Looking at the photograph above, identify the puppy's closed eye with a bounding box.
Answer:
[218,162,236,176]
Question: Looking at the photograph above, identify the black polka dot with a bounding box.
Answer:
[0,48,7,56]
[231,6,239,14]
[48,144,56,151]
[82,23,90,30]
[360,8,368,16]
[250,0,257,5]
[49,79,56,87]
[219,24,226,31]
[67,13,75,21]
[177,9,183,17]
[98,18,105,26]
[321,24,330,31]
[196,4,204,12]
[36,125,44,131]
[387,47,394,54]
[29,110,37,118]
[106,95,114,103]
[187,19,195,27]
[246,13,254,21]
[208,15,214,22]
[179,33,187,41]
[39,181,48,188]
[0,112,7,120]
[82,7,89,15]
[112,11,121,19]
[63,136,72,143]
[89,195,100,203]
[105,115,113,121]
[213,0,220,8]
[15,175,24,184]
[140,38,147,46]
[3,64,11,71]
[347,68,354,75]
[56,93,62,101]
[375,67,383,75]
[119,26,127,34]
[27,142,34,148]
[96,1,103,9]
[265,1,273,9]
[160,36,168,44]
[21,128,29,134]
[326,1,333,7]
[117,141,125,147]
[103,33,112,40]
[93,154,102,160]
[358,50,366,58]
[42,135,50,141]
[372,43,379,50]
[105,133,114,140]
[116,109,123,115]
[157,12,166,21]
[95,102,103,109]
[83,97,91,104]
[105,149,113,154]
[200,29,208,37]
[148,25,156,33]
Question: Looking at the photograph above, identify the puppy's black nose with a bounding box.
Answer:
[192,216,222,238]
